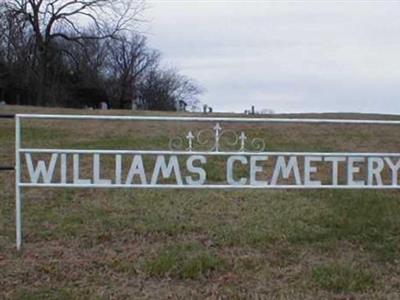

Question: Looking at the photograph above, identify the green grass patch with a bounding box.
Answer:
[71,135,169,150]
[286,190,400,261]
[312,263,375,292]
[144,242,226,279]
[21,126,71,148]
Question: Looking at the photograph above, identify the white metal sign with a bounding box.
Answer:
[14,114,400,249]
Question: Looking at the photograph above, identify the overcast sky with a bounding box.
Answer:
[144,1,400,114]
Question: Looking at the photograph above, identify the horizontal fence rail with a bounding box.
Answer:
[0,166,15,171]
[0,114,15,119]
[18,148,400,157]
[18,183,400,189]
[15,113,400,125]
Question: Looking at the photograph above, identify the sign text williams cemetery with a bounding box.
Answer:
[20,119,400,189]
[13,114,400,249]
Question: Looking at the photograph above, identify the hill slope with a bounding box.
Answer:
[1,105,400,299]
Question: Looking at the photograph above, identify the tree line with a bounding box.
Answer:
[0,0,203,111]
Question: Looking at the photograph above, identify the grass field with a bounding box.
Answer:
[1,106,400,299]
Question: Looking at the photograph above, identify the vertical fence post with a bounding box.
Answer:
[15,115,22,250]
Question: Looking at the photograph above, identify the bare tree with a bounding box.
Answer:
[0,2,36,103]
[3,0,144,105]
[59,31,110,107]
[139,69,203,111]
[0,0,205,110]
[107,34,159,108]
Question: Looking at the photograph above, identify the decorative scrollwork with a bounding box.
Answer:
[250,138,266,152]
[169,136,185,151]
[216,130,239,152]
[168,123,266,152]
[196,129,214,151]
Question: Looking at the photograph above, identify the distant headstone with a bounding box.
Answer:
[131,99,137,110]
[100,102,108,110]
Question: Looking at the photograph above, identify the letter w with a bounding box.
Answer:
[25,153,58,184]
